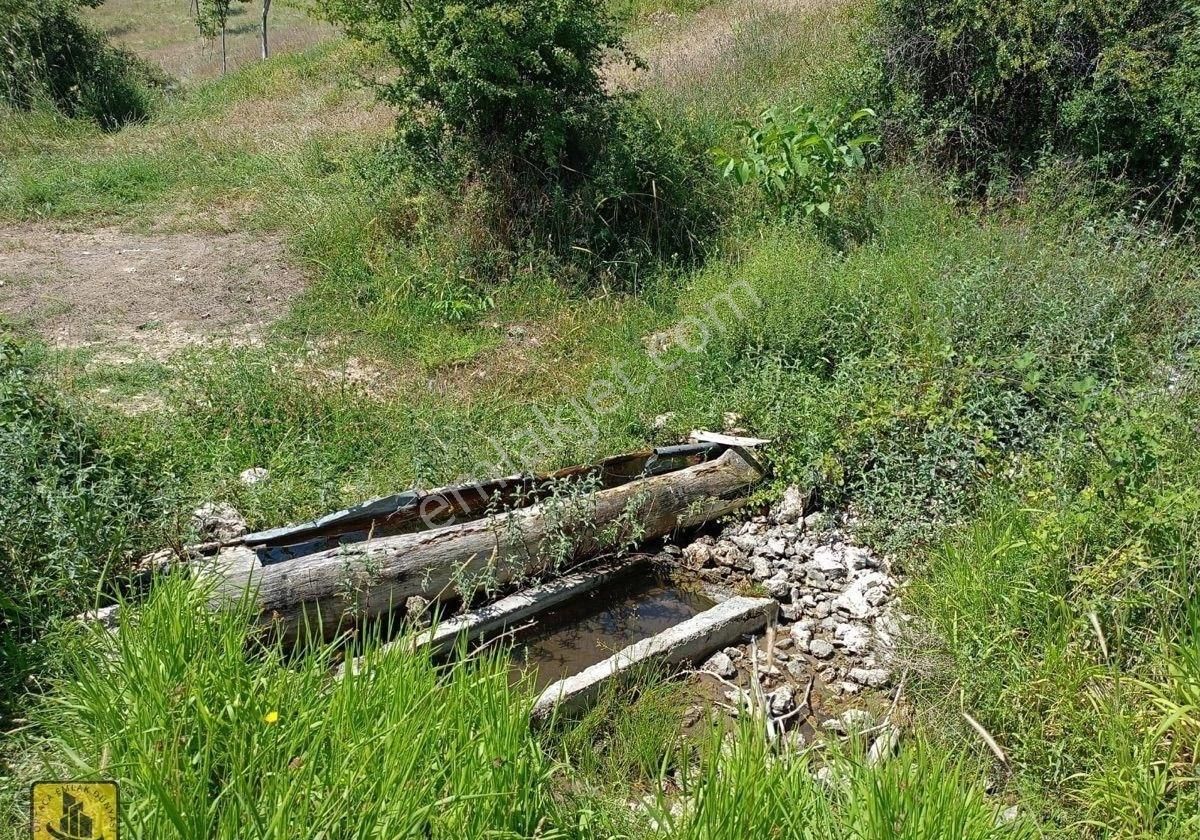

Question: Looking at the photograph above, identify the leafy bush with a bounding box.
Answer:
[0,341,158,709]
[319,0,623,174]
[0,0,163,129]
[319,0,722,289]
[678,169,1198,548]
[879,0,1200,213]
[713,104,878,219]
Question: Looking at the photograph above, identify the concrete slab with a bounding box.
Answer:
[531,595,778,721]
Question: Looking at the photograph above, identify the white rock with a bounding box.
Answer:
[769,684,796,716]
[652,412,677,430]
[682,542,713,568]
[808,638,835,659]
[823,708,875,734]
[765,572,791,598]
[848,667,892,688]
[784,729,807,752]
[865,584,890,607]
[833,571,890,619]
[713,543,750,570]
[703,651,737,679]
[835,624,873,655]
[750,558,772,580]
[810,545,845,573]
[76,604,120,632]
[868,725,902,766]
[766,537,788,556]
[843,545,877,570]
[191,502,247,542]
[239,466,269,486]
[731,534,759,553]
[774,485,806,524]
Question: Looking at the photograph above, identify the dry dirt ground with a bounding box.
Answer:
[0,225,306,360]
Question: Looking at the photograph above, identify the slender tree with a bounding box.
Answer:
[260,0,270,59]
[193,0,245,74]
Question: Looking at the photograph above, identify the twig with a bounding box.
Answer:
[962,711,1008,765]
[856,669,909,739]
[749,637,774,743]
[680,669,742,695]
[1088,611,1109,661]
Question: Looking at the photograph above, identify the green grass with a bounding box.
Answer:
[0,575,1033,839]
[4,0,1200,836]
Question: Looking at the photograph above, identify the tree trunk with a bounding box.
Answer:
[207,447,763,644]
[261,0,271,59]
[220,24,227,75]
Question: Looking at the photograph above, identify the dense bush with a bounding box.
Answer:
[0,0,162,129]
[319,0,722,288]
[880,0,1200,213]
[0,341,157,709]
[318,0,623,173]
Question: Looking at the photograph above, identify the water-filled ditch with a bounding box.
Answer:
[509,572,715,690]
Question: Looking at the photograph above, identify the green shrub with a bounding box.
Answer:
[0,341,158,710]
[908,388,1200,834]
[678,169,1198,547]
[318,0,623,174]
[879,0,1200,214]
[318,0,722,289]
[0,0,164,129]
[713,104,879,220]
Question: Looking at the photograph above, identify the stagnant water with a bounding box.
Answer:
[510,574,715,690]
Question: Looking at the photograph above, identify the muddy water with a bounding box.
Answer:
[510,574,715,690]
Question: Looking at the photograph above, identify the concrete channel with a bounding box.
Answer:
[531,595,779,722]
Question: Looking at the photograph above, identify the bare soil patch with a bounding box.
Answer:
[0,224,307,359]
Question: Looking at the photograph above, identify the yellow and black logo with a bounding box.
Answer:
[30,781,118,840]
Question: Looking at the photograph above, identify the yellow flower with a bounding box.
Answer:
[263,710,279,725]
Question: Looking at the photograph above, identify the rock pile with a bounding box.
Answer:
[669,487,903,700]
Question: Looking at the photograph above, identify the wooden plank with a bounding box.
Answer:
[689,430,772,447]
[412,556,649,656]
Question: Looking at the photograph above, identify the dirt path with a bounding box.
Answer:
[611,0,821,90]
[0,225,306,360]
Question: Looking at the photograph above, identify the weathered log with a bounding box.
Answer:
[207,447,763,643]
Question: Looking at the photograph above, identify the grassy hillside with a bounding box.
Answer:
[2,0,1199,837]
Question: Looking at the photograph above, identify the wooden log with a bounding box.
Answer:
[207,447,763,643]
